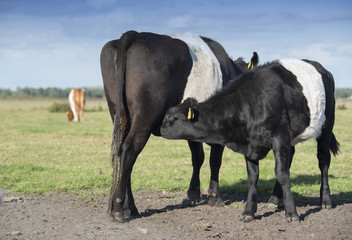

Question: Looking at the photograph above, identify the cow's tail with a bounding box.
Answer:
[330,132,340,156]
[109,31,139,214]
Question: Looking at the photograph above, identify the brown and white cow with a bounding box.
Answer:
[68,88,85,122]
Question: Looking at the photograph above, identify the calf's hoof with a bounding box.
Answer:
[321,201,332,209]
[285,215,300,223]
[208,196,224,207]
[239,214,255,222]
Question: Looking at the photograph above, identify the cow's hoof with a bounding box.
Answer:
[187,189,201,202]
[182,198,198,206]
[110,212,125,223]
[285,215,300,223]
[208,196,224,207]
[239,214,255,222]
[124,208,139,218]
[124,209,131,218]
[131,208,140,216]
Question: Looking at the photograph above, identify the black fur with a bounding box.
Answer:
[161,59,339,222]
[100,31,256,222]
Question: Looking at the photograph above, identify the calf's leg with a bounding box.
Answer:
[272,137,299,222]
[317,131,332,209]
[240,158,259,222]
[267,146,295,208]
[208,144,224,206]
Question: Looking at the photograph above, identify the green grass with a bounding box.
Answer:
[0,99,351,203]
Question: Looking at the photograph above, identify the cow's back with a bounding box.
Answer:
[123,33,193,133]
[169,33,223,102]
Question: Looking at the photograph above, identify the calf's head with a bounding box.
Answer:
[161,98,200,140]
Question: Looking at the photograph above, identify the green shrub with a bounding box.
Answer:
[337,104,347,110]
[48,102,70,112]
[85,105,104,112]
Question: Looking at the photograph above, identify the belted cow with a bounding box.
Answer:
[68,88,85,122]
[100,30,258,222]
[161,59,339,222]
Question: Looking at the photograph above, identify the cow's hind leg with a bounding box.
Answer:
[111,130,150,222]
[187,141,204,202]
[123,172,139,217]
[208,144,224,206]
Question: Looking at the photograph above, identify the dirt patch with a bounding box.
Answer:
[1,191,352,240]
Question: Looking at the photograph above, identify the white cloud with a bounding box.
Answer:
[1,0,351,89]
[285,43,352,72]
[288,43,337,65]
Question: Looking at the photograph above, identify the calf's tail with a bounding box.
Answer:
[109,31,139,213]
[330,132,340,156]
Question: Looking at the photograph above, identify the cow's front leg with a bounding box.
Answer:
[187,141,204,202]
[240,158,259,222]
[272,136,299,222]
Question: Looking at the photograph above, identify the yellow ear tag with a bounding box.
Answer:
[247,60,253,70]
[187,108,194,120]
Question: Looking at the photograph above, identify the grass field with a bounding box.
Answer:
[0,99,351,202]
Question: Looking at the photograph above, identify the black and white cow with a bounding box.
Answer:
[100,30,258,222]
[161,59,339,222]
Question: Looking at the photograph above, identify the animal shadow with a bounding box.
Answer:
[125,194,209,222]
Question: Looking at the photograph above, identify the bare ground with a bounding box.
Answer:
[1,191,352,240]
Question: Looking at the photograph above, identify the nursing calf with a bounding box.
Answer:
[161,59,339,222]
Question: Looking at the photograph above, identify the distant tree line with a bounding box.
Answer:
[0,87,105,99]
[0,87,351,99]
[335,88,352,99]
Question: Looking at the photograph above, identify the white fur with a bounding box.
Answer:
[279,59,326,145]
[68,89,78,122]
[169,33,223,102]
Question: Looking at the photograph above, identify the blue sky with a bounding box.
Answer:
[0,0,351,90]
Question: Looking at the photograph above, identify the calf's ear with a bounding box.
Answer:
[187,107,199,122]
[187,108,195,120]
[183,98,198,109]
[183,98,199,122]
[247,52,259,69]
